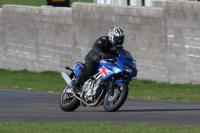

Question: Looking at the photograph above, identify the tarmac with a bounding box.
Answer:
[0,89,200,125]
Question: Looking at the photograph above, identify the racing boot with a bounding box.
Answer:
[70,72,86,94]
[70,80,80,92]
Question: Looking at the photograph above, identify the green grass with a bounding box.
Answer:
[0,69,66,93]
[0,0,93,8]
[129,79,200,101]
[0,121,200,133]
[0,68,200,101]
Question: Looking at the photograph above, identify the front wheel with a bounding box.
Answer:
[59,86,80,112]
[103,82,128,112]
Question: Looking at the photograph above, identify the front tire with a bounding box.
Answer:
[59,86,80,112]
[103,82,128,112]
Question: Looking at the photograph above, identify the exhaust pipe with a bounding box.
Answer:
[61,72,72,84]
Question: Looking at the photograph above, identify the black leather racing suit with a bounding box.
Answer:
[73,36,117,87]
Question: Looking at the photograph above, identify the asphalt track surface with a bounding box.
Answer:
[0,89,200,125]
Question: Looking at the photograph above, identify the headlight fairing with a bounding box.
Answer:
[124,64,134,73]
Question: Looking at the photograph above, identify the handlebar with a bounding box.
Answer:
[104,55,118,62]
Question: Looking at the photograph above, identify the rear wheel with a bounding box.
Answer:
[59,86,80,112]
[103,82,128,112]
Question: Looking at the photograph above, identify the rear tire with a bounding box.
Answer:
[103,82,128,112]
[59,86,80,112]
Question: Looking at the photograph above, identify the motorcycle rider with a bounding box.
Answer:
[70,27,125,93]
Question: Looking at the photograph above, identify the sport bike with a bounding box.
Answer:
[59,48,137,112]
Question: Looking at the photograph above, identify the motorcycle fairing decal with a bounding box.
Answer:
[99,66,111,77]
[112,67,122,73]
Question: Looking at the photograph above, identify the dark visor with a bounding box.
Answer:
[114,36,124,45]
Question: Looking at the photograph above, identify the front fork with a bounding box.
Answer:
[108,77,128,96]
[110,76,115,96]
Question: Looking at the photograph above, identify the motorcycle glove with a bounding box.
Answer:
[99,52,112,59]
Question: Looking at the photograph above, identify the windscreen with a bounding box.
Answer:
[119,49,134,62]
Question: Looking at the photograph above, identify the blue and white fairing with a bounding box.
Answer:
[73,62,83,78]
[73,49,137,82]
[98,50,137,82]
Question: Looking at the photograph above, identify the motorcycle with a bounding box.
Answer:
[59,47,137,112]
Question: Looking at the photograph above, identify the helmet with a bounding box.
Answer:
[108,27,125,46]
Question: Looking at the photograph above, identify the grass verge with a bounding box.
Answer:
[0,0,93,7]
[0,121,200,133]
[0,68,200,101]
[0,69,65,93]
[129,79,200,101]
